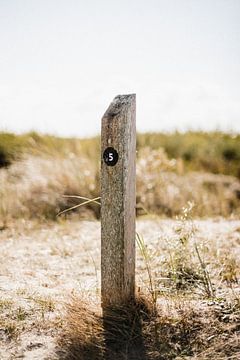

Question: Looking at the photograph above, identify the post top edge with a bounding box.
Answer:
[102,94,136,119]
[114,93,136,99]
[112,94,136,106]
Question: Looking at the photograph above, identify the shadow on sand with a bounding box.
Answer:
[56,297,152,360]
[102,301,150,360]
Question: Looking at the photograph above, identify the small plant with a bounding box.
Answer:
[164,202,215,297]
[16,307,28,321]
[194,242,215,298]
[3,321,19,339]
[0,299,13,311]
[219,256,238,284]
[27,295,55,318]
[136,232,158,313]
[35,297,55,312]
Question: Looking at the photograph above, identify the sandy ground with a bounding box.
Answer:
[0,218,239,359]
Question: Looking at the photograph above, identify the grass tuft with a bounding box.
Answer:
[57,293,240,360]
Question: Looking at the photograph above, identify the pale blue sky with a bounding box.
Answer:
[0,0,239,136]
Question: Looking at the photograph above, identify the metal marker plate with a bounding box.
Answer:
[103,147,119,166]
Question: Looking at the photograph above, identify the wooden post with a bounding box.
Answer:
[101,94,136,307]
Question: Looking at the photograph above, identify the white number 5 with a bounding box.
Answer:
[109,153,113,161]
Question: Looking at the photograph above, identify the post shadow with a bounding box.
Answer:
[102,300,150,360]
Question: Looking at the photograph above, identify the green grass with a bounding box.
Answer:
[0,131,100,167]
[137,131,240,178]
[1,130,240,177]
[0,132,27,167]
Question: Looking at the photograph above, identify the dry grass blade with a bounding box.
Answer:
[136,232,158,311]
[57,196,101,217]
[194,241,215,298]
[62,195,101,205]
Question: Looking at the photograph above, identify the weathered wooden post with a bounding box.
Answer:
[101,94,136,308]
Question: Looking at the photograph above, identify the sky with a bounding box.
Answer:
[0,0,239,137]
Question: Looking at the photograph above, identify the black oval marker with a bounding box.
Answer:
[103,147,119,166]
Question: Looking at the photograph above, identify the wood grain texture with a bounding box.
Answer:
[101,94,136,307]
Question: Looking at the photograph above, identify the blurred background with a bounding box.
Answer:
[0,0,239,225]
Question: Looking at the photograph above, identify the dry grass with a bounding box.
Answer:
[0,131,240,359]
[56,213,240,360]
[0,218,239,359]
[136,147,240,218]
[0,146,239,227]
[1,131,240,177]
[57,296,153,360]
[0,130,239,226]
[57,294,240,360]
[0,154,100,225]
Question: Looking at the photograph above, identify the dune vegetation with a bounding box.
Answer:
[0,131,239,227]
[0,131,239,359]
